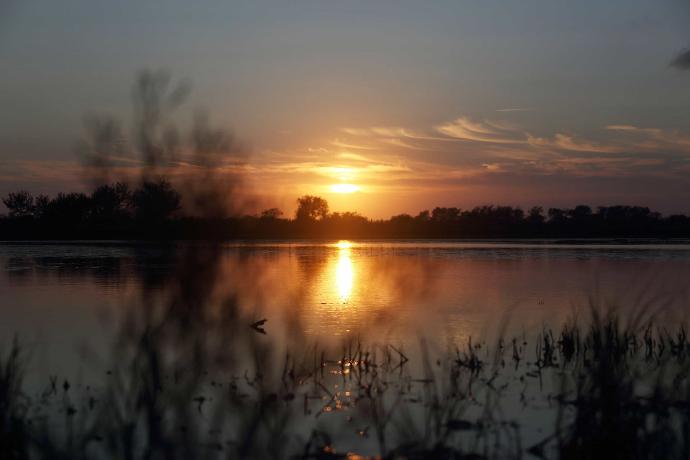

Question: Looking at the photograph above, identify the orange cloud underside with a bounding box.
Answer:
[3,115,690,218]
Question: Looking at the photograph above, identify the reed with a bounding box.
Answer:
[2,294,690,459]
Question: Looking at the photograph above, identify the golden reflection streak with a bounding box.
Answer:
[334,240,354,303]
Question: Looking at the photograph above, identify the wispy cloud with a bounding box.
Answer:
[606,124,690,151]
[528,133,621,153]
[496,108,532,113]
[337,152,372,162]
[331,139,378,150]
[341,126,452,142]
[380,138,430,150]
[435,117,526,144]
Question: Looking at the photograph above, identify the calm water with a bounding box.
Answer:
[2,240,690,378]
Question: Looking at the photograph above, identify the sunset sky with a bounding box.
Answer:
[2,0,690,217]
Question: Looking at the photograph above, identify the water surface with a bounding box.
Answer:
[2,240,689,378]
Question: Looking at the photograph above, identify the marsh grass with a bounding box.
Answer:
[2,303,690,459]
[0,338,30,459]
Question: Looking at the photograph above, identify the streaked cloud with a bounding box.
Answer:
[435,117,526,144]
[331,139,378,150]
[341,126,452,142]
[528,133,621,153]
[4,113,690,217]
[605,125,690,151]
[337,152,372,162]
[495,108,532,113]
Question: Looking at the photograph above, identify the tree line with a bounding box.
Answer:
[2,183,690,239]
[1,180,181,239]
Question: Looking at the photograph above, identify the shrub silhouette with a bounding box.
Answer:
[295,195,329,221]
[131,179,181,223]
[91,183,132,221]
[2,191,34,218]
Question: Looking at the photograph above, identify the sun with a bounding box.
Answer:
[330,183,360,194]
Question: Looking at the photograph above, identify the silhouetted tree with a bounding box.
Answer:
[458,205,524,236]
[667,214,690,236]
[569,205,592,220]
[42,193,92,223]
[295,195,329,221]
[131,179,181,223]
[527,206,545,225]
[387,214,416,236]
[390,214,413,223]
[415,210,431,222]
[91,183,132,221]
[4,180,690,239]
[431,207,460,222]
[548,208,568,224]
[2,191,34,217]
[524,206,545,235]
[260,208,283,219]
[33,195,50,219]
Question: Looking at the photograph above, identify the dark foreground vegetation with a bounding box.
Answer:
[2,304,690,459]
[2,183,690,240]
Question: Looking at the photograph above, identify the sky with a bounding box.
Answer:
[1,0,690,218]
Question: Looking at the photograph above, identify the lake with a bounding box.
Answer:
[2,240,690,380]
[3,240,690,456]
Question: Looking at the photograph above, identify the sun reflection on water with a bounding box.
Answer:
[334,240,354,303]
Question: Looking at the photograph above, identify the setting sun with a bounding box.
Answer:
[330,183,360,194]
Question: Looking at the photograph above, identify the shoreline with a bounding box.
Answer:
[2,237,690,247]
